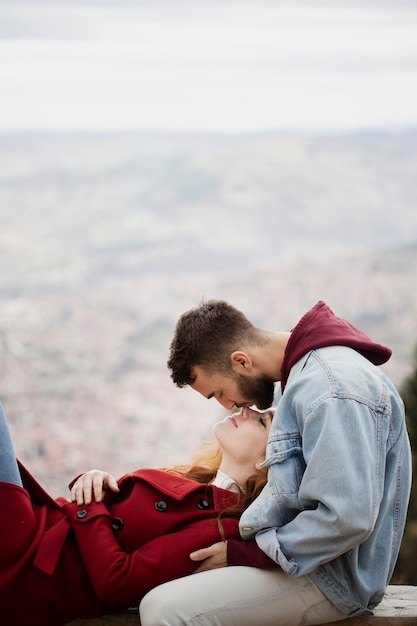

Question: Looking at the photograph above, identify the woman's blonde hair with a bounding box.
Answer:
[165,438,268,517]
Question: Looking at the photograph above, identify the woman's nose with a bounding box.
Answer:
[241,406,251,420]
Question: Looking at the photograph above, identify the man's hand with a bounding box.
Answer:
[190,541,228,573]
[70,469,120,505]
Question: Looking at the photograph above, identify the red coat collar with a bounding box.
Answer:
[121,468,239,509]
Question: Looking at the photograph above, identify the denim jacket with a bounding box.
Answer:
[240,346,412,616]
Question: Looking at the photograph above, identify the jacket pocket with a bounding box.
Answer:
[262,433,304,497]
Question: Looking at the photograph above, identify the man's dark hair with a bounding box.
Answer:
[167,300,256,387]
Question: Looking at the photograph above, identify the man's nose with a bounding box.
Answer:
[217,398,236,410]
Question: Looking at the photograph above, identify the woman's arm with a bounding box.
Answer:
[62,500,240,606]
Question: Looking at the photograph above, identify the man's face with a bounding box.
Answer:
[190,365,275,411]
[234,370,275,411]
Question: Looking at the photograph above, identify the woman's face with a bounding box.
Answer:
[212,406,273,470]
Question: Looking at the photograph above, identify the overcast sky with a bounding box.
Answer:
[1,0,417,134]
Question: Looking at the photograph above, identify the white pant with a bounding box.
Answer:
[139,566,346,626]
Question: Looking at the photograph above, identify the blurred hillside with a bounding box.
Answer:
[0,130,416,496]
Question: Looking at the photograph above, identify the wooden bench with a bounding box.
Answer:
[68,585,417,625]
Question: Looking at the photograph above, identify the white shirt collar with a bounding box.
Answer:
[211,469,240,493]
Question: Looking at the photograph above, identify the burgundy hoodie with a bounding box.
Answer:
[280,300,392,391]
[227,300,392,569]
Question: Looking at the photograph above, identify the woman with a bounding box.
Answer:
[0,401,272,626]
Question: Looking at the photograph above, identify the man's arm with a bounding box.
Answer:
[190,539,279,572]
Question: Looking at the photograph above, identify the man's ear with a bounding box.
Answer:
[230,351,253,372]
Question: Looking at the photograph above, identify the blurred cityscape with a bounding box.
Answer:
[0,130,416,497]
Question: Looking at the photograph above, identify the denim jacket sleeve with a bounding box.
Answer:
[239,347,410,582]
[258,397,384,575]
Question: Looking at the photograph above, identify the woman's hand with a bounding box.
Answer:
[70,469,120,505]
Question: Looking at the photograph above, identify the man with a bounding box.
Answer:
[139,300,412,626]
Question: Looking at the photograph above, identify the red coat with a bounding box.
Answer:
[0,461,241,626]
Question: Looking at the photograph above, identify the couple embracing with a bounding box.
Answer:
[0,300,411,626]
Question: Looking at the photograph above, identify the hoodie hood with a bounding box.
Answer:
[280,301,392,391]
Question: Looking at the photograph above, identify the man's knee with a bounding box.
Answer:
[140,583,183,626]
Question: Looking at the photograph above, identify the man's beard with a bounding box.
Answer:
[234,372,275,410]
